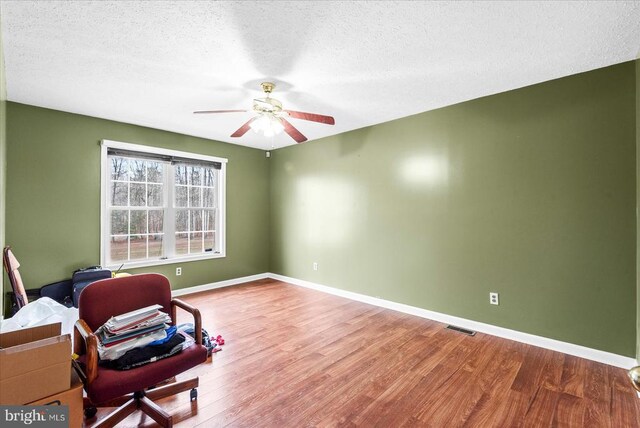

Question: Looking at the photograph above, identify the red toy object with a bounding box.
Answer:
[215,335,225,346]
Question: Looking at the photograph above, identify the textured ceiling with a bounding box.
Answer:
[1,1,640,150]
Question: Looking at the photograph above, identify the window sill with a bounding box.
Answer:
[104,252,225,271]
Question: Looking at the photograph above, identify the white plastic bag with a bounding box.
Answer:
[0,297,79,340]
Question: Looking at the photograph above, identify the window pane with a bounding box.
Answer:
[130,183,146,206]
[190,210,203,232]
[204,232,215,252]
[175,209,188,232]
[148,234,163,257]
[130,160,146,182]
[111,158,129,181]
[130,235,147,259]
[189,166,202,186]
[190,232,203,253]
[130,210,147,234]
[175,165,188,185]
[175,186,187,207]
[203,168,215,187]
[203,210,215,232]
[111,210,128,235]
[175,233,188,255]
[149,210,164,234]
[147,162,163,183]
[110,182,128,206]
[203,188,215,208]
[105,150,225,266]
[189,187,202,208]
[110,236,128,262]
[148,184,163,207]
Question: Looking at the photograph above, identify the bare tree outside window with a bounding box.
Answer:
[109,156,166,263]
[174,164,217,256]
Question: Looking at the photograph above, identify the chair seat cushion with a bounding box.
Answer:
[81,344,207,404]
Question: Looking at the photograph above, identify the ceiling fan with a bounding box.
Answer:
[194,82,335,143]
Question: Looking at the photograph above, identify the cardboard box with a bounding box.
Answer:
[0,323,71,405]
[28,369,84,428]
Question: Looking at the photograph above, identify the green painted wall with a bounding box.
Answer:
[270,61,637,357]
[637,58,640,362]
[5,103,270,296]
[0,15,7,317]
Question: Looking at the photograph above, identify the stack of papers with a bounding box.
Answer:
[96,304,172,360]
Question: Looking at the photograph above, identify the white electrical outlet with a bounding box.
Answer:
[176,267,182,276]
[313,262,318,271]
[489,292,499,305]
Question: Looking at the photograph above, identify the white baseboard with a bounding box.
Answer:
[267,273,637,369]
[170,271,636,369]
[171,273,269,297]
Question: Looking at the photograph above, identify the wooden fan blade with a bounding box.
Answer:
[231,117,257,138]
[280,118,308,143]
[194,109,247,114]
[284,110,335,125]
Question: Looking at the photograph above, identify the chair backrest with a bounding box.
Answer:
[78,273,173,332]
[2,246,29,309]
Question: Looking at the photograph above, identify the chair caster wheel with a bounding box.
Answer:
[84,406,97,419]
[190,388,197,401]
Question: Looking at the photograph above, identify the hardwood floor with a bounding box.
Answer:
[89,279,640,427]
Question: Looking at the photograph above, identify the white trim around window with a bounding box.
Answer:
[100,140,227,270]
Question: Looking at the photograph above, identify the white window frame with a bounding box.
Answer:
[100,140,227,269]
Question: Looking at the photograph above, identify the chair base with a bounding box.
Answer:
[85,377,199,428]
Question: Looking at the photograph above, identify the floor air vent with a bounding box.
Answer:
[446,325,476,336]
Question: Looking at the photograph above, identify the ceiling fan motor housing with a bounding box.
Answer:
[253,97,283,114]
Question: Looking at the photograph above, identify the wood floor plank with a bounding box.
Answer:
[553,392,585,427]
[511,344,553,397]
[583,401,611,428]
[488,390,530,427]
[560,354,588,398]
[84,280,640,428]
[410,364,486,426]
[583,360,610,402]
[523,386,561,426]
[540,349,565,392]
[610,384,639,428]
[462,339,526,427]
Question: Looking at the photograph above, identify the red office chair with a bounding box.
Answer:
[74,273,207,427]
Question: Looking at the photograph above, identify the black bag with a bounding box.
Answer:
[72,266,112,307]
[40,279,74,308]
[100,333,186,370]
[182,324,215,357]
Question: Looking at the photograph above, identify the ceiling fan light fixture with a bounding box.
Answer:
[250,114,284,137]
[271,116,284,133]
